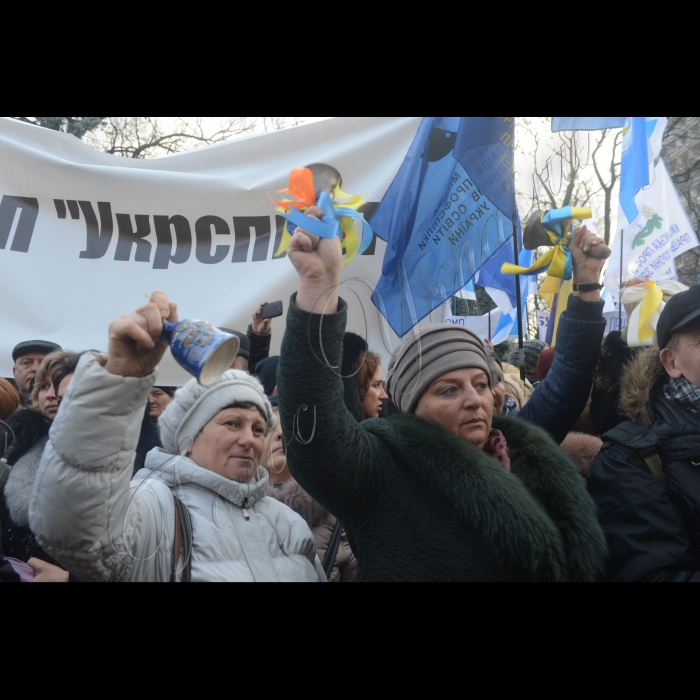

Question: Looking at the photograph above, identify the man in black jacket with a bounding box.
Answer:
[589,285,700,582]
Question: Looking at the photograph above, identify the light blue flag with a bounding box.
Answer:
[619,117,653,225]
[552,117,627,132]
[553,117,667,226]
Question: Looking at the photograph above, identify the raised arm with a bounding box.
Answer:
[29,292,179,582]
[278,208,394,523]
[520,226,608,444]
[248,302,273,376]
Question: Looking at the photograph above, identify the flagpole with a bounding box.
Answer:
[618,228,624,331]
[513,218,526,382]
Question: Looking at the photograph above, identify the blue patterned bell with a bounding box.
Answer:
[162,320,239,386]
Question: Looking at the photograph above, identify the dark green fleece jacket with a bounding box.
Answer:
[278,297,607,582]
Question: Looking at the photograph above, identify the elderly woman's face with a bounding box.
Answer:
[262,408,287,477]
[188,407,266,482]
[415,368,494,450]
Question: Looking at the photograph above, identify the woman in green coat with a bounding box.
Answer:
[278,206,607,582]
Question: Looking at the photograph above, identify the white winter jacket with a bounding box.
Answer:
[29,354,326,583]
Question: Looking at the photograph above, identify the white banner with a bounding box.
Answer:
[0,117,422,383]
[606,159,699,301]
[445,310,503,343]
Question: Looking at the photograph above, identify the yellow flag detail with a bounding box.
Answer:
[639,281,664,342]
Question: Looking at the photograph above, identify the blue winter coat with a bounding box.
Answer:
[518,296,606,445]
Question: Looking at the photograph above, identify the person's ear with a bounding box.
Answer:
[660,348,683,379]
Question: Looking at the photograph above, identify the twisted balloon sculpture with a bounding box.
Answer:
[270,167,374,268]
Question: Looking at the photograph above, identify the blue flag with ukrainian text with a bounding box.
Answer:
[371,117,516,338]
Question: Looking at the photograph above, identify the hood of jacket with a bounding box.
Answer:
[140,448,270,509]
[365,413,608,582]
[267,478,328,530]
[619,348,670,428]
[2,409,50,465]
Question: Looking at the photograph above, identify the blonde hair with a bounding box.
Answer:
[502,368,535,409]
[29,350,75,413]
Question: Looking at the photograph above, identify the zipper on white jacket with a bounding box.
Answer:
[243,499,251,521]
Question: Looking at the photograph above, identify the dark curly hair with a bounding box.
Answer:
[357,352,382,401]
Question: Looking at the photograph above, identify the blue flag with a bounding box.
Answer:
[478,212,533,344]
[371,117,516,338]
[552,117,627,132]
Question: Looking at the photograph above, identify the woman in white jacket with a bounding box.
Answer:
[29,291,326,583]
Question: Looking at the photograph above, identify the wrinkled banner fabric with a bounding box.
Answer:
[371,117,516,338]
[0,117,422,383]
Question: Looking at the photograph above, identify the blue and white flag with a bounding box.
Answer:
[606,159,698,301]
[478,220,533,345]
[552,116,668,227]
[455,279,477,301]
[371,117,516,338]
[552,117,627,132]
[619,117,668,226]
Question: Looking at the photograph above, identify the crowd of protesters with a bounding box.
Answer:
[2,209,700,582]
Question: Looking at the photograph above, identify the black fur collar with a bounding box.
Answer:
[366,413,607,582]
[2,409,51,465]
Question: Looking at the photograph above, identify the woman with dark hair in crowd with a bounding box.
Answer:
[277,205,608,582]
[342,333,389,422]
[357,348,389,420]
[148,387,174,424]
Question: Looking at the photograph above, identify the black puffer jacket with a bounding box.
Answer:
[588,349,700,582]
[517,296,606,445]
[0,409,50,466]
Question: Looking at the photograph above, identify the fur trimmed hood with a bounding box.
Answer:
[368,413,608,582]
[268,479,328,530]
[561,432,603,487]
[619,348,669,428]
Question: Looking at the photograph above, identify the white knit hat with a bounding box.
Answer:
[159,370,278,456]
